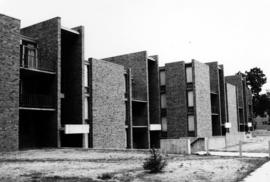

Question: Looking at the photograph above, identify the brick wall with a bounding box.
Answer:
[0,14,20,151]
[165,61,188,138]
[90,58,127,148]
[21,17,61,147]
[193,60,212,137]
[226,83,238,134]
[103,51,148,101]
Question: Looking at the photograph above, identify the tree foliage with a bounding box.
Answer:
[245,67,267,96]
[253,93,270,117]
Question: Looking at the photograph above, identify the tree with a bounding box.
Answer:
[245,67,267,97]
[253,93,270,117]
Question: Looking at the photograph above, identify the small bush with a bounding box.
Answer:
[143,148,167,173]
[97,173,113,180]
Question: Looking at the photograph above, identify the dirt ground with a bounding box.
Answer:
[0,149,267,182]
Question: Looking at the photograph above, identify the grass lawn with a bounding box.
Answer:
[0,148,268,182]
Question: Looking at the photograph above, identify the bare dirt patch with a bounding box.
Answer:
[0,149,267,182]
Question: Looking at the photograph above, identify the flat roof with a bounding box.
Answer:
[61,26,80,34]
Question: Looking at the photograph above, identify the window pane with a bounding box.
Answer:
[188,115,195,131]
[187,91,194,107]
[84,65,89,87]
[84,97,89,119]
[160,71,166,85]
[186,67,193,83]
[161,94,167,108]
[161,117,167,131]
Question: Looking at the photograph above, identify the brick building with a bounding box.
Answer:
[0,14,87,151]
[159,60,212,138]
[0,14,161,151]
[0,13,253,151]
[103,51,161,149]
[225,73,254,132]
[159,60,250,139]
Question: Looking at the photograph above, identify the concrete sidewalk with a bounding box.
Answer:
[197,151,269,158]
[243,161,270,182]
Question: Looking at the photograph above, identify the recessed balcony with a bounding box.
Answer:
[19,93,55,110]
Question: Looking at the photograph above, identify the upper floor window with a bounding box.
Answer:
[160,70,166,86]
[84,65,89,87]
[161,117,167,132]
[187,91,194,107]
[84,97,89,120]
[161,94,167,108]
[186,67,193,83]
[20,41,38,69]
[188,115,195,132]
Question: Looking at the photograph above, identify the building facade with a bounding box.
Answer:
[159,60,212,138]
[225,73,254,132]
[0,14,87,151]
[159,60,251,139]
[0,14,254,152]
[103,51,161,149]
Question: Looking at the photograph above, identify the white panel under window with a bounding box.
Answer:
[84,97,89,119]
[161,94,167,108]
[188,115,195,131]
[160,71,166,85]
[161,117,167,131]
[65,124,89,134]
[186,67,193,83]
[84,65,89,87]
[187,91,194,107]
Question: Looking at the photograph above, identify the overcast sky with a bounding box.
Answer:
[1,0,269,92]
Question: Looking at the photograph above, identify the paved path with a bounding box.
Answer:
[197,151,269,158]
[243,161,270,182]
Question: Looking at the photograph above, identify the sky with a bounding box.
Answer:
[1,0,269,92]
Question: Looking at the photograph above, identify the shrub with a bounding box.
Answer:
[143,148,167,173]
[97,173,113,180]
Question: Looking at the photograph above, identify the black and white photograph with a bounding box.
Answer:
[0,0,270,181]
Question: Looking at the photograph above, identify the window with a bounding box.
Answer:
[160,71,166,85]
[187,91,194,107]
[161,117,167,131]
[20,42,38,69]
[84,97,89,120]
[188,115,195,131]
[161,94,167,108]
[186,67,193,83]
[84,65,89,87]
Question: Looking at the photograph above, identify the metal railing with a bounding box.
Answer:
[19,93,54,108]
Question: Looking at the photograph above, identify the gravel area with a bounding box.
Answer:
[0,149,267,182]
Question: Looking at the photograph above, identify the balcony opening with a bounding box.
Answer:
[211,93,219,114]
[19,110,56,149]
[212,115,221,136]
[133,128,148,149]
[132,102,147,126]
[19,74,54,109]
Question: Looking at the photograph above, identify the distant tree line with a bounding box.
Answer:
[239,67,269,117]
